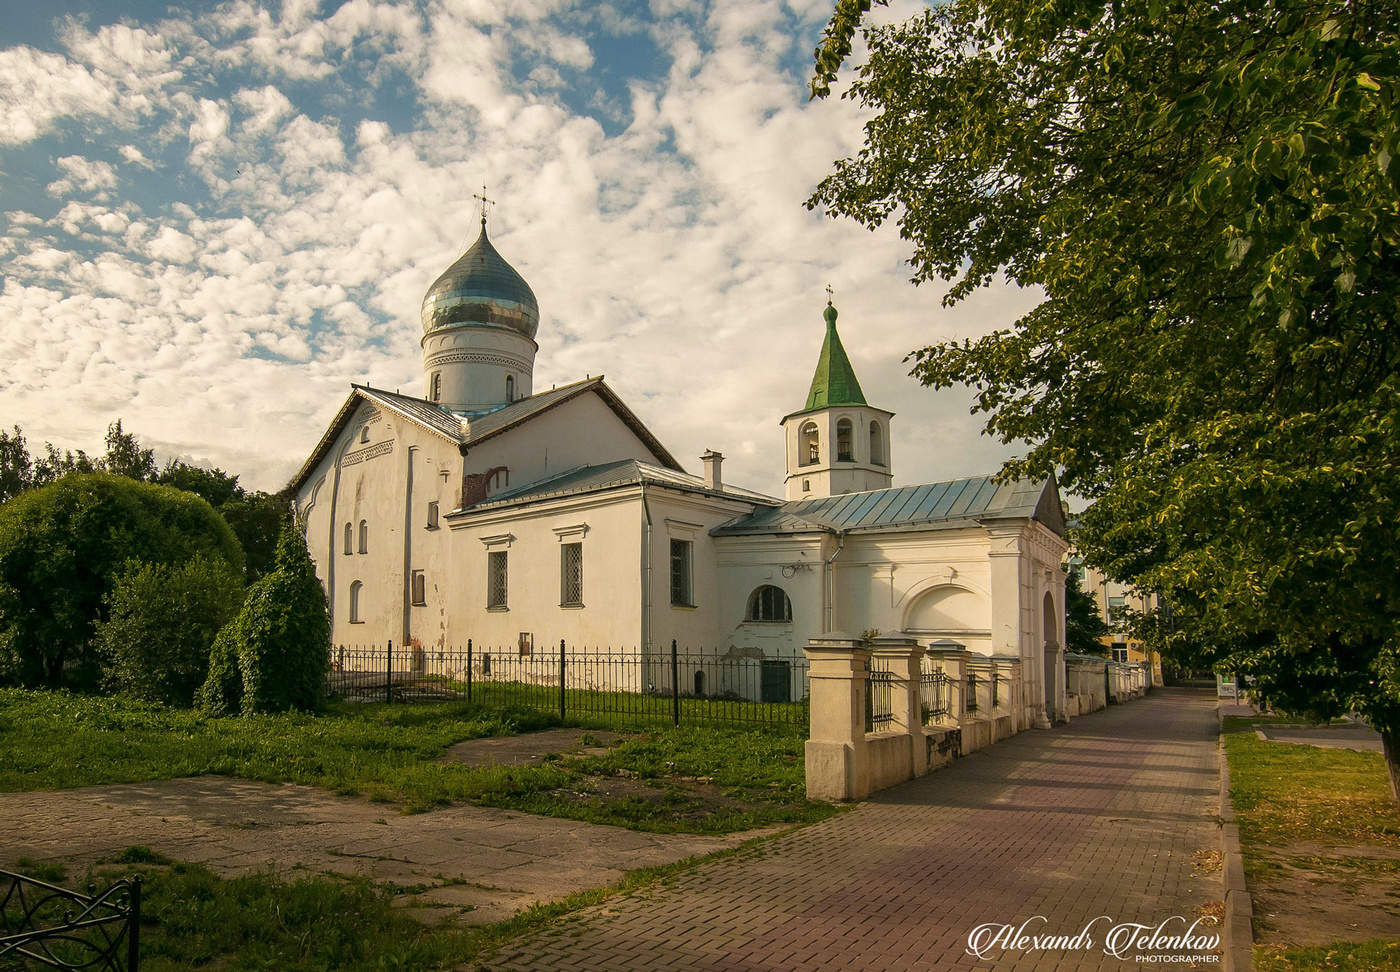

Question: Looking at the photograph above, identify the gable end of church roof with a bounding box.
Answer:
[287,377,684,495]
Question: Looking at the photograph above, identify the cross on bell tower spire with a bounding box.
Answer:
[826,283,834,305]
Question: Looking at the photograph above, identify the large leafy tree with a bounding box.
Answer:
[810,0,1400,794]
[0,474,244,688]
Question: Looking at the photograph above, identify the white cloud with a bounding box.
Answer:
[0,47,115,145]
[233,85,294,133]
[46,155,119,198]
[146,226,199,264]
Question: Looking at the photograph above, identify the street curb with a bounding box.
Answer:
[1218,708,1254,972]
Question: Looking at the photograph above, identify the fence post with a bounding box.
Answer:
[559,639,566,722]
[385,640,393,704]
[802,633,870,801]
[671,639,680,727]
[466,639,473,703]
[128,874,141,971]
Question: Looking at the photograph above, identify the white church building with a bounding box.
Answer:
[290,218,1072,726]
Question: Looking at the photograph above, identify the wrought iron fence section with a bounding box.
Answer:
[0,870,140,971]
[966,671,979,713]
[919,669,952,724]
[865,665,894,733]
[327,640,809,728]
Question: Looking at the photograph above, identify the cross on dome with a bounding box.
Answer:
[473,185,495,227]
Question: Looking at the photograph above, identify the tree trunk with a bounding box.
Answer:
[1383,729,1400,806]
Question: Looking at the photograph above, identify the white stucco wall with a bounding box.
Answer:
[461,390,669,499]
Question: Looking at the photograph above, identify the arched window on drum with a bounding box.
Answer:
[745,584,792,623]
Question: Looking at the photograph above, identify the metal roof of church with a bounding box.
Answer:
[458,458,781,514]
[286,376,681,492]
[710,476,1065,537]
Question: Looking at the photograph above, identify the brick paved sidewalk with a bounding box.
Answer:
[480,688,1222,971]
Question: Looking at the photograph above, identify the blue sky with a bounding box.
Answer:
[0,0,1035,494]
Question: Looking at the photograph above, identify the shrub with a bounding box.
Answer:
[0,474,244,689]
[198,523,329,715]
[95,555,244,706]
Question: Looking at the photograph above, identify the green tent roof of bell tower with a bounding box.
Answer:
[803,302,867,411]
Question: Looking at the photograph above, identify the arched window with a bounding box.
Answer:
[870,421,884,466]
[430,372,441,402]
[799,422,819,466]
[836,419,853,461]
[349,580,363,623]
[505,374,514,402]
[358,519,368,554]
[360,425,370,443]
[745,585,792,623]
[343,522,352,555]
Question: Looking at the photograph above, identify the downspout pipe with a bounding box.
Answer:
[824,529,847,634]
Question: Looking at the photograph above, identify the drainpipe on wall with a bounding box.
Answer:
[824,530,847,634]
[640,480,652,652]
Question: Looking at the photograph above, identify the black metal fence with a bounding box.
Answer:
[0,870,140,971]
[966,671,979,713]
[920,669,952,724]
[326,640,809,728]
[864,666,894,732]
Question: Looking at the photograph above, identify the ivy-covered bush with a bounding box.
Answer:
[198,523,329,715]
[0,474,244,689]
[95,555,244,706]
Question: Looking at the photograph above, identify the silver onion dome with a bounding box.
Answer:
[420,219,539,340]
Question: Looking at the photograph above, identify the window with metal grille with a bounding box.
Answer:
[745,584,791,622]
[560,542,583,606]
[426,500,439,529]
[670,539,693,606]
[411,570,426,606]
[487,550,508,609]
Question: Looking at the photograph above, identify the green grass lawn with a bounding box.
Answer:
[0,688,835,832]
[1222,715,1400,970]
[1255,939,1400,971]
[3,842,769,972]
[1221,716,1400,849]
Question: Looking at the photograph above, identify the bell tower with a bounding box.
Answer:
[780,298,894,500]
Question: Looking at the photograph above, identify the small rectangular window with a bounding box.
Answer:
[487,550,508,610]
[1107,594,1127,626]
[560,542,583,607]
[411,570,426,606]
[670,539,693,607]
[426,500,439,529]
